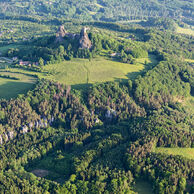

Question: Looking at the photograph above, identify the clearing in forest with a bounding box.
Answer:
[0,54,157,96]
[176,27,194,36]
[42,55,157,88]
[31,169,50,178]
[134,180,153,194]
[154,147,194,160]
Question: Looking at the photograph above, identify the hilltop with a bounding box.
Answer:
[0,12,193,194]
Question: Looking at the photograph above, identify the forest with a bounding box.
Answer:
[0,0,193,24]
[0,1,193,193]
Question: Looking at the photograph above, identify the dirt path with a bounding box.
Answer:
[31,169,50,178]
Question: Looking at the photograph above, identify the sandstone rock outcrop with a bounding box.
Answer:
[79,27,92,49]
[56,25,67,42]
[0,135,3,144]
[55,26,92,49]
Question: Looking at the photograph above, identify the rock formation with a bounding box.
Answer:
[56,25,67,42]
[22,125,28,134]
[0,135,3,144]
[56,26,92,49]
[79,27,92,49]
[8,131,14,139]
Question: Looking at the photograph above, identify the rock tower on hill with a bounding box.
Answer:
[56,25,67,42]
[55,26,92,49]
[79,27,92,49]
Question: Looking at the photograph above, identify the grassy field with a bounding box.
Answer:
[182,96,194,115]
[0,72,37,99]
[185,58,194,63]
[27,151,72,183]
[154,147,194,160]
[42,55,157,87]
[134,180,153,194]
[176,27,194,36]
[0,44,18,56]
[0,54,157,97]
[0,19,55,43]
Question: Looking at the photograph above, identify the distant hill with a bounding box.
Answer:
[0,0,193,24]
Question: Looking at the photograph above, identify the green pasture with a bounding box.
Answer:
[0,71,37,99]
[42,55,157,88]
[154,147,194,160]
[0,54,157,97]
[185,58,194,63]
[176,27,194,36]
[27,151,72,183]
[0,44,29,56]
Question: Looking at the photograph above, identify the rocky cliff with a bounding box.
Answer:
[79,27,92,49]
[55,26,92,49]
[56,25,67,42]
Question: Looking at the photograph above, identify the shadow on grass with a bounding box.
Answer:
[0,81,36,99]
[71,83,92,91]
[69,54,159,90]
[134,179,153,194]
[71,72,140,91]
[114,71,145,83]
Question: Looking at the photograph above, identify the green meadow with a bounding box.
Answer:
[0,54,157,97]
[154,147,194,160]
[0,71,37,99]
[185,58,194,63]
[42,55,157,87]
[176,26,194,36]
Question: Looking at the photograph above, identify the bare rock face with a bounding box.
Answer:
[0,135,3,145]
[79,27,92,49]
[8,131,14,139]
[4,133,8,142]
[22,125,28,134]
[56,25,67,42]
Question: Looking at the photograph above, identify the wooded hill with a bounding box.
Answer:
[0,20,193,193]
[0,0,193,24]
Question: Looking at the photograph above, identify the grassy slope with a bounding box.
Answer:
[0,72,37,99]
[27,151,72,183]
[42,55,157,87]
[0,44,33,56]
[0,54,157,97]
[185,59,194,63]
[0,44,20,55]
[154,147,194,160]
[183,96,194,114]
[176,26,194,36]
